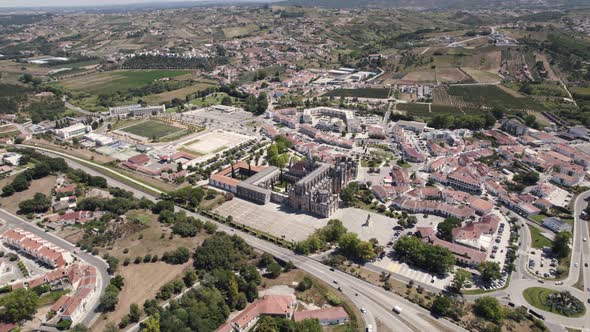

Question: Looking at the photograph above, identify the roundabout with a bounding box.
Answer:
[523,287,586,318]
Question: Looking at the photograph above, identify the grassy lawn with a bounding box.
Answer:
[523,287,586,317]
[38,290,69,306]
[528,225,552,249]
[126,209,153,224]
[530,214,549,224]
[119,120,183,140]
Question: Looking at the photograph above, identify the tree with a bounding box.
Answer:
[18,193,51,214]
[183,269,198,287]
[162,247,190,264]
[2,288,39,322]
[297,276,313,291]
[240,265,261,285]
[552,231,572,259]
[267,262,282,279]
[259,253,275,268]
[450,269,472,293]
[437,217,462,242]
[141,313,160,332]
[129,303,141,323]
[431,295,452,317]
[478,261,502,284]
[474,297,504,322]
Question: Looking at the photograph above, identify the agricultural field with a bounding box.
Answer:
[441,85,545,111]
[56,70,190,95]
[400,70,436,83]
[0,124,20,138]
[323,88,391,99]
[436,68,472,83]
[119,119,184,140]
[461,67,501,83]
[143,81,216,104]
[222,23,259,38]
[396,102,430,116]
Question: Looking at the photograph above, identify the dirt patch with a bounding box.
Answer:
[26,139,114,164]
[401,70,436,83]
[91,262,190,332]
[0,175,57,214]
[436,68,470,83]
[535,53,559,81]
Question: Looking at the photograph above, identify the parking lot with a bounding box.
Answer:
[527,248,560,279]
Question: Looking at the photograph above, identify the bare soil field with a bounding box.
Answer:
[0,176,57,214]
[436,68,470,83]
[401,70,436,83]
[91,262,190,332]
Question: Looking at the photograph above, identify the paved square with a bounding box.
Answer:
[214,198,402,244]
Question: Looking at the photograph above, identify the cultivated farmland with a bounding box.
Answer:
[323,88,391,99]
[57,70,190,95]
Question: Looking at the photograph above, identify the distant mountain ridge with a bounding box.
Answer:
[277,0,575,9]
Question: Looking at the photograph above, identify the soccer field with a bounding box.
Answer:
[120,120,183,139]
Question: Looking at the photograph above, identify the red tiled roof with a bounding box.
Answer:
[294,307,349,322]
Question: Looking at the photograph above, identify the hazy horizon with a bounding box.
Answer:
[0,0,268,8]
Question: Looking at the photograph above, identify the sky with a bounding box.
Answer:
[0,0,261,8]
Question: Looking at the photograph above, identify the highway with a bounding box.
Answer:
[28,145,469,332]
[0,209,109,328]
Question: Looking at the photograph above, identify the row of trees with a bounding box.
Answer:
[428,112,497,131]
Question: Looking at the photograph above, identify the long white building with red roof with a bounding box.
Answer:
[1,228,72,268]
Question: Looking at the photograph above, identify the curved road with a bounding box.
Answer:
[27,145,468,332]
[0,209,109,328]
[466,192,590,331]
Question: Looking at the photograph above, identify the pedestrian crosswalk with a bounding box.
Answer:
[386,262,433,284]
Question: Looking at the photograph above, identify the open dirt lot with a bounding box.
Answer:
[436,68,470,83]
[0,175,56,214]
[180,130,251,155]
[91,262,190,332]
[401,70,436,83]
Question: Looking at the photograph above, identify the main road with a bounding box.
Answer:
[26,145,468,332]
[0,209,109,328]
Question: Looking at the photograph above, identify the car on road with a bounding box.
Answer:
[537,279,544,283]
[393,306,403,314]
[575,262,579,267]
[584,237,587,242]
[329,267,335,271]
[555,281,564,285]
[361,308,367,313]
[333,280,338,284]
[366,324,373,332]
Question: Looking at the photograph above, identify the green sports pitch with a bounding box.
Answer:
[119,120,183,140]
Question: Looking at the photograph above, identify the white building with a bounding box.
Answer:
[54,123,91,140]
[2,152,22,166]
[108,104,165,118]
